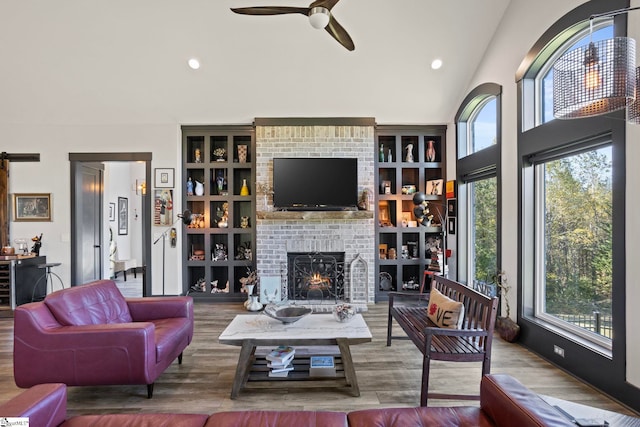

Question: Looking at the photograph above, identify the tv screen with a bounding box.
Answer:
[273,158,358,210]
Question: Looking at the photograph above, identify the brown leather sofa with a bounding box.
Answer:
[0,374,574,426]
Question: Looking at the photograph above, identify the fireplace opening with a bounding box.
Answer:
[287,252,345,303]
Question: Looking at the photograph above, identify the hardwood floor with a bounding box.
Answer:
[0,301,637,418]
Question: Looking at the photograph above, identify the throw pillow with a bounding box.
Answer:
[427,287,465,329]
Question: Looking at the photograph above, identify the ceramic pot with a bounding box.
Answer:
[247,295,263,312]
[237,145,248,163]
[195,180,204,196]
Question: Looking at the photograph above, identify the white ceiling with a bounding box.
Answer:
[0,0,511,126]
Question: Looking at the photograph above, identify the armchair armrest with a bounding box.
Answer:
[0,384,66,427]
[127,296,193,322]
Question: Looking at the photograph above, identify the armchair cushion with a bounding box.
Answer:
[427,287,465,328]
[45,280,132,326]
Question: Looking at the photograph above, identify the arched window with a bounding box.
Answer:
[517,0,625,360]
[455,84,501,291]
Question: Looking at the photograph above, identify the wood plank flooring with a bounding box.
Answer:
[0,301,637,418]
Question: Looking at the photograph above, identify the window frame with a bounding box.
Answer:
[516,0,628,397]
[455,83,502,287]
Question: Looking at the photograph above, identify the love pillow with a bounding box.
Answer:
[427,287,465,329]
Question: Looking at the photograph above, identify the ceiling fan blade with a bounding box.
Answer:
[325,15,354,51]
[310,0,341,11]
[230,7,309,16]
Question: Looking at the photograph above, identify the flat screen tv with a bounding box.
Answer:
[273,157,358,210]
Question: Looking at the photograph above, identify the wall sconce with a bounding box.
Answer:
[136,179,146,195]
[553,6,640,120]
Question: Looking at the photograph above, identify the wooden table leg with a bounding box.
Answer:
[230,340,255,399]
[337,338,360,397]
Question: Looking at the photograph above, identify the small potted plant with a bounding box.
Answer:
[494,271,520,342]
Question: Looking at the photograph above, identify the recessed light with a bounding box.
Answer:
[431,59,443,70]
[188,58,201,70]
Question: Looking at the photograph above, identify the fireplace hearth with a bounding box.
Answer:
[287,252,345,303]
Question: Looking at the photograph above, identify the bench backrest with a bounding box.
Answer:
[432,275,499,346]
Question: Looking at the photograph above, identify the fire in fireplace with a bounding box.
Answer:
[287,252,345,303]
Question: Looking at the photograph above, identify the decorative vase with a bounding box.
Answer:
[244,284,254,308]
[405,144,414,162]
[195,180,204,196]
[217,217,228,228]
[247,295,263,312]
[240,179,250,196]
[237,145,248,163]
[216,171,225,194]
[426,140,437,162]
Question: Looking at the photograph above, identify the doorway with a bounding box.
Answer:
[69,153,152,296]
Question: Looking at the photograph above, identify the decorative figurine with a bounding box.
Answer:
[186,177,194,196]
[31,233,43,256]
[194,148,202,163]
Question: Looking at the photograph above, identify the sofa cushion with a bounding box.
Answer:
[206,410,348,427]
[61,414,208,427]
[427,287,465,329]
[347,406,488,427]
[45,280,133,326]
[152,317,192,363]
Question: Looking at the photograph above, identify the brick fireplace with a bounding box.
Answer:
[254,118,375,304]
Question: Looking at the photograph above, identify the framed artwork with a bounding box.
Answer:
[426,179,444,196]
[13,193,52,222]
[154,168,175,188]
[259,276,282,305]
[118,197,128,235]
[448,217,456,235]
[447,199,457,217]
[109,202,116,222]
[154,189,174,226]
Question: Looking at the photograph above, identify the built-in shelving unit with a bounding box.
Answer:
[181,126,255,302]
[375,125,447,302]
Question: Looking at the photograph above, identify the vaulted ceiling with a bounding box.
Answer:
[0,0,511,125]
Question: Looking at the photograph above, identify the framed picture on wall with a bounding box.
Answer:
[426,179,444,196]
[154,168,175,188]
[13,193,52,222]
[109,202,116,222]
[118,197,128,235]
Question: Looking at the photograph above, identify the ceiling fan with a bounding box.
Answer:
[231,0,355,51]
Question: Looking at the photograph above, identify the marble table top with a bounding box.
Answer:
[218,313,372,344]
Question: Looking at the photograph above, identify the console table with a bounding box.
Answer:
[218,313,372,399]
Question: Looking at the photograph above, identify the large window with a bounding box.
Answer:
[455,84,501,289]
[534,146,612,346]
[470,177,498,286]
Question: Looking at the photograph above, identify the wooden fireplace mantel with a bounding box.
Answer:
[257,211,374,221]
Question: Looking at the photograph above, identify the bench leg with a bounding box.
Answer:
[421,336,433,407]
[178,352,183,365]
[387,294,395,346]
[147,383,154,399]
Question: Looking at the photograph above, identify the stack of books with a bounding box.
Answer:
[266,345,295,378]
[309,355,336,377]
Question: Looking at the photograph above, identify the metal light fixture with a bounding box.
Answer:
[628,67,640,124]
[553,7,639,120]
[308,7,330,29]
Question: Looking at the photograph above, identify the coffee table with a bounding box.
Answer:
[218,313,372,399]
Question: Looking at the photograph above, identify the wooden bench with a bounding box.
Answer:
[387,275,498,406]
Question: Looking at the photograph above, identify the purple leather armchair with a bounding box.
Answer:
[13,279,194,398]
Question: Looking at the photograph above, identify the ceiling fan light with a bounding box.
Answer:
[308,7,330,29]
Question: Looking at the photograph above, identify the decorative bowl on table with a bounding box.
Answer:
[332,304,356,323]
[263,304,313,324]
